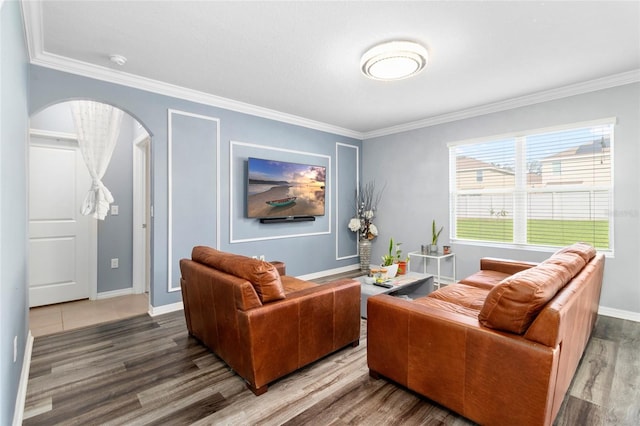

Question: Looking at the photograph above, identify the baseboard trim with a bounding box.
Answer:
[149,301,184,317]
[96,288,135,300]
[598,306,640,322]
[296,263,361,281]
[13,331,34,426]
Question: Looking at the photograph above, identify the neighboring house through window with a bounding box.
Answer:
[449,118,614,251]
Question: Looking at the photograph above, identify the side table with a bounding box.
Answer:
[408,251,456,289]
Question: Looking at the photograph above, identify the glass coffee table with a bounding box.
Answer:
[356,271,434,318]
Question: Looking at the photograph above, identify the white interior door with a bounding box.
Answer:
[28,134,96,307]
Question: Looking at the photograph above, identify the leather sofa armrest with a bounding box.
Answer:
[479,257,538,275]
[367,295,557,426]
[269,261,286,276]
[236,278,360,391]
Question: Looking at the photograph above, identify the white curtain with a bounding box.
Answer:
[71,101,124,220]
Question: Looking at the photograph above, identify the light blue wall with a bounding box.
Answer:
[0,1,29,423]
[29,101,75,133]
[29,65,362,308]
[31,103,137,294]
[98,114,134,292]
[364,83,640,315]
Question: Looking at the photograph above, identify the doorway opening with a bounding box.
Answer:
[28,101,152,330]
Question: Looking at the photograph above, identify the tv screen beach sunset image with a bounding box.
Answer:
[247,158,326,218]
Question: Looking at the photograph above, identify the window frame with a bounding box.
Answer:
[448,117,616,254]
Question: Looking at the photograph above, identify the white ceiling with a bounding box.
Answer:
[21,1,640,139]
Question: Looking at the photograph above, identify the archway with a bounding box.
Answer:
[28,100,153,330]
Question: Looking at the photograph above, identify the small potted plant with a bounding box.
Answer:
[391,241,409,275]
[381,237,397,266]
[381,238,401,278]
[431,220,443,254]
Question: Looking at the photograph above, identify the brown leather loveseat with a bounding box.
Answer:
[367,243,604,425]
[180,246,361,395]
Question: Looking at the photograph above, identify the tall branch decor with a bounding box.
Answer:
[348,181,385,273]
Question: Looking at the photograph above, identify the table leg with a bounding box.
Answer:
[453,256,456,282]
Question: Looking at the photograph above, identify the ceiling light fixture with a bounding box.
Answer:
[360,41,428,81]
[109,54,127,66]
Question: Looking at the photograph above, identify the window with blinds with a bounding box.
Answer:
[449,119,614,251]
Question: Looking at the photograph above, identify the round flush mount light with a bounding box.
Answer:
[109,54,127,66]
[360,41,428,81]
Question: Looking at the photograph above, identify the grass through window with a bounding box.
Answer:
[456,218,609,248]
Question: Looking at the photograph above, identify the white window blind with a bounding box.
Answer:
[449,119,614,251]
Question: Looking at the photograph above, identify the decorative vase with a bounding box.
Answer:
[359,239,372,274]
[430,244,438,255]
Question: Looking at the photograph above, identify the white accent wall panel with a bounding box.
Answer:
[168,110,219,292]
[336,143,359,260]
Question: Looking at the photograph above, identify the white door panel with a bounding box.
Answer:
[29,237,76,285]
[29,237,81,304]
[29,146,77,220]
[29,136,93,307]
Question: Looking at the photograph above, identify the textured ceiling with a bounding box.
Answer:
[22,1,640,138]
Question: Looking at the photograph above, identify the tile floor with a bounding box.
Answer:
[29,293,150,337]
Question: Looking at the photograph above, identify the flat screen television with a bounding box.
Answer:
[247,157,326,219]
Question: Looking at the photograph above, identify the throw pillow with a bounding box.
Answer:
[543,252,586,279]
[553,242,596,263]
[192,246,285,303]
[478,262,570,334]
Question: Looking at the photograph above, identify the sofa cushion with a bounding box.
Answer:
[553,242,596,263]
[414,297,480,320]
[458,270,511,290]
[478,261,577,334]
[281,276,318,294]
[543,252,587,278]
[428,283,489,311]
[192,246,285,303]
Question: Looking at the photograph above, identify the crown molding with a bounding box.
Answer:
[29,51,364,139]
[21,1,639,141]
[20,0,42,61]
[20,2,362,140]
[363,69,640,139]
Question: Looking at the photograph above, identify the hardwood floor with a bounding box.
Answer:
[23,307,639,425]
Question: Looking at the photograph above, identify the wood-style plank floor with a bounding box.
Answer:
[23,308,639,425]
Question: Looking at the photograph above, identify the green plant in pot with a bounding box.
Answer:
[431,220,443,254]
[381,238,402,266]
[381,238,403,278]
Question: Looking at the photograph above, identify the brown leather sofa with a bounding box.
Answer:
[179,246,361,395]
[367,243,604,426]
